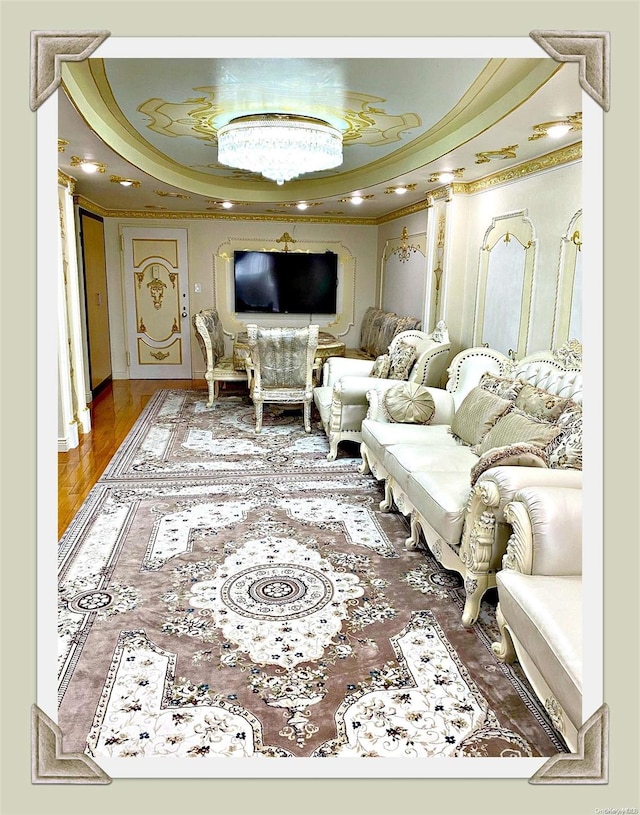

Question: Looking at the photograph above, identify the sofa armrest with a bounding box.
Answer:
[503,486,582,576]
[321,356,374,388]
[365,382,456,424]
[472,466,583,521]
[458,466,582,589]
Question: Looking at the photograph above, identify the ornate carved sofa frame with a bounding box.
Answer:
[360,341,583,627]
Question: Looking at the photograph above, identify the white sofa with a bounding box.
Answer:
[360,341,583,627]
[314,322,451,460]
[492,485,583,752]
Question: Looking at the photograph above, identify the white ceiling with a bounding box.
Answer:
[58,56,582,221]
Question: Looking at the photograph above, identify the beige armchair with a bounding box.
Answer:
[492,485,583,751]
[314,321,451,460]
[245,324,320,433]
[192,309,247,406]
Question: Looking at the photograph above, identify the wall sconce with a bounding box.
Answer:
[529,112,582,141]
[70,156,106,174]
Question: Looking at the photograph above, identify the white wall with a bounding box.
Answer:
[460,161,582,354]
[103,217,378,380]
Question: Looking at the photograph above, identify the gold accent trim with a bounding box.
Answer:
[384,184,417,194]
[529,112,582,140]
[147,277,167,309]
[58,139,69,152]
[276,232,296,252]
[110,175,141,188]
[70,156,106,173]
[428,168,465,183]
[58,170,76,193]
[571,230,582,250]
[390,226,423,262]
[530,704,609,784]
[530,31,610,111]
[155,190,191,199]
[31,705,111,784]
[475,145,519,164]
[150,350,170,360]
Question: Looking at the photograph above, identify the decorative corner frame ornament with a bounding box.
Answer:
[29,30,111,111]
[529,30,610,111]
[530,704,609,784]
[31,705,111,784]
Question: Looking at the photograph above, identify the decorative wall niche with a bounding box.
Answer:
[380,226,427,321]
[552,210,582,347]
[214,234,356,343]
[473,210,537,359]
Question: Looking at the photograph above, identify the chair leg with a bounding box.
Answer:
[213,381,220,401]
[254,401,263,434]
[304,401,312,433]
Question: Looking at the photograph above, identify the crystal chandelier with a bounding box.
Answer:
[217,114,343,185]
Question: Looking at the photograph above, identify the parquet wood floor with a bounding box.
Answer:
[57,379,204,539]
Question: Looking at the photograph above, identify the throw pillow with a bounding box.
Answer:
[470,443,549,487]
[473,408,562,456]
[450,387,513,446]
[383,381,436,424]
[370,354,391,379]
[514,382,570,422]
[388,340,417,380]
[546,401,583,470]
[479,372,524,401]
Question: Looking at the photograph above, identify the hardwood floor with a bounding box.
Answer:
[58,379,203,539]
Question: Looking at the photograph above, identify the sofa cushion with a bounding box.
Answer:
[496,570,582,729]
[388,340,417,380]
[469,444,549,486]
[383,382,436,424]
[370,354,391,378]
[406,470,474,545]
[383,442,479,493]
[479,372,524,401]
[515,382,570,421]
[473,408,561,456]
[361,420,455,452]
[450,387,513,446]
[546,402,583,470]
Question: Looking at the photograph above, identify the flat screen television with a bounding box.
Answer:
[233,250,338,315]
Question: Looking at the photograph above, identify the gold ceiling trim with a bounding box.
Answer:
[139,88,421,149]
[62,57,560,204]
[71,140,579,226]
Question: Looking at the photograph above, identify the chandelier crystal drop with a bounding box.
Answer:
[217,114,343,186]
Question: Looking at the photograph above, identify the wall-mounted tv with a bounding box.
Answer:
[233,250,338,315]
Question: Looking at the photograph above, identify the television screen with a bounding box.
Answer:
[233,251,338,315]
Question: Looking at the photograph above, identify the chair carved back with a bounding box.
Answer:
[192,309,226,373]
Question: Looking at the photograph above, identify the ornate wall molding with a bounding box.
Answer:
[31,705,111,784]
[529,31,610,111]
[30,30,111,111]
[529,704,609,784]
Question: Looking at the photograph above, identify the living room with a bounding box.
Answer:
[49,36,598,787]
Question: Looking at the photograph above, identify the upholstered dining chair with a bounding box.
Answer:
[245,324,320,433]
[192,309,247,406]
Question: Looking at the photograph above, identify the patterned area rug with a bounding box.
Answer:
[58,389,566,764]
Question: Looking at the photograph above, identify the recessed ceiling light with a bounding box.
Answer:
[119,180,133,187]
[350,195,364,205]
[221,201,234,209]
[438,172,455,183]
[546,124,572,139]
[297,202,309,210]
[394,186,408,195]
[81,161,100,174]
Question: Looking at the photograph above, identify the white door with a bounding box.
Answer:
[122,226,192,379]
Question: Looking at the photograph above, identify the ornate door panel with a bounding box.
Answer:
[122,227,191,379]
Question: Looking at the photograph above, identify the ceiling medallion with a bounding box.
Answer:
[217,114,343,186]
